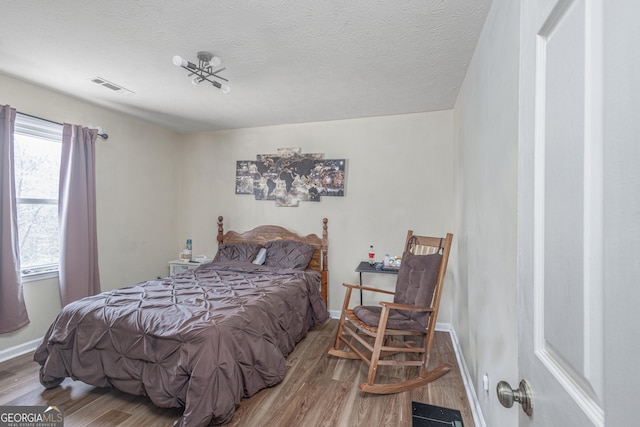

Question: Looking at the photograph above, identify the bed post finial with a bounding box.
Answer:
[217,216,224,245]
[322,218,328,242]
[321,218,328,306]
[321,218,328,271]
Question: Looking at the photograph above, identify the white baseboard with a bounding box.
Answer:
[443,323,486,427]
[328,311,485,427]
[0,337,42,364]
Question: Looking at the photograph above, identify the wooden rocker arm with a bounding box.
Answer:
[342,283,396,296]
[379,301,434,313]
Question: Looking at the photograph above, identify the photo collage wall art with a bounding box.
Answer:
[235,147,346,207]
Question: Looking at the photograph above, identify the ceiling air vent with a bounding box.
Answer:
[91,77,134,95]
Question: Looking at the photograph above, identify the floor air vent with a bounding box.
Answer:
[412,402,464,427]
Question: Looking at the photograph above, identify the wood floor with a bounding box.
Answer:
[0,319,475,426]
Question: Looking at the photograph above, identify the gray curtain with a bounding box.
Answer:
[59,124,100,306]
[0,105,30,333]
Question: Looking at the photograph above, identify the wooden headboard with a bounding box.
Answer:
[217,216,329,306]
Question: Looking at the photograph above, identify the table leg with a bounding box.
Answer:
[359,271,363,305]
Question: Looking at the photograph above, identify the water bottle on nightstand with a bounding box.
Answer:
[181,239,192,262]
[368,245,375,265]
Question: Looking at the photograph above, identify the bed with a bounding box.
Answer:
[34,216,330,427]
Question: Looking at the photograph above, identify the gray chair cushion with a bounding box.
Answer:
[353,251,442,331]
[353,305,426,332]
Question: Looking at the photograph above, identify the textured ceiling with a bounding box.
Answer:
[0,0,491,133]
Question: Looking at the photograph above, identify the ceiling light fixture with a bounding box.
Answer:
[172,51,230,94]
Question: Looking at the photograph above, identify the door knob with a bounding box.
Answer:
[497,379,533,416]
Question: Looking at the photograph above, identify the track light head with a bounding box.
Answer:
[172,55,184,67]
[208,56,222,68]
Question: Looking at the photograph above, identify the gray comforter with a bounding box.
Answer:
[34,261,329,426]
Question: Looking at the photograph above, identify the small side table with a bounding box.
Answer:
[355,261,399,305]
[168,259,212,276]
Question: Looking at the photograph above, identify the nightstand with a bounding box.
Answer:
[355,261,399,305]
[168,259,212,276]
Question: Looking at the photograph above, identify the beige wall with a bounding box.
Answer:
[0,74,181,353]
[177,111,456,315]
[453,0,519,425]
[0,77,456,354]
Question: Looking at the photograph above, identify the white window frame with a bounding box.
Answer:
[14,113,63,280]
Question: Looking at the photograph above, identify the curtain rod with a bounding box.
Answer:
[18,112,109,140]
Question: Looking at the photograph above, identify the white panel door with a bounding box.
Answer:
[517,0,603,425]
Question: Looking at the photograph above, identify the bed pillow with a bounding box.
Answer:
[264,240,315,270]
[252,247,267,265]
[213,242,263,263]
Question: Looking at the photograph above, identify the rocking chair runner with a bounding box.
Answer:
[328,231,454,394]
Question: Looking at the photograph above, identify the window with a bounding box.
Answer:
[13,114,63,277]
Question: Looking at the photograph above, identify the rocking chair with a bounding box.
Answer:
[328,231,453,394]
